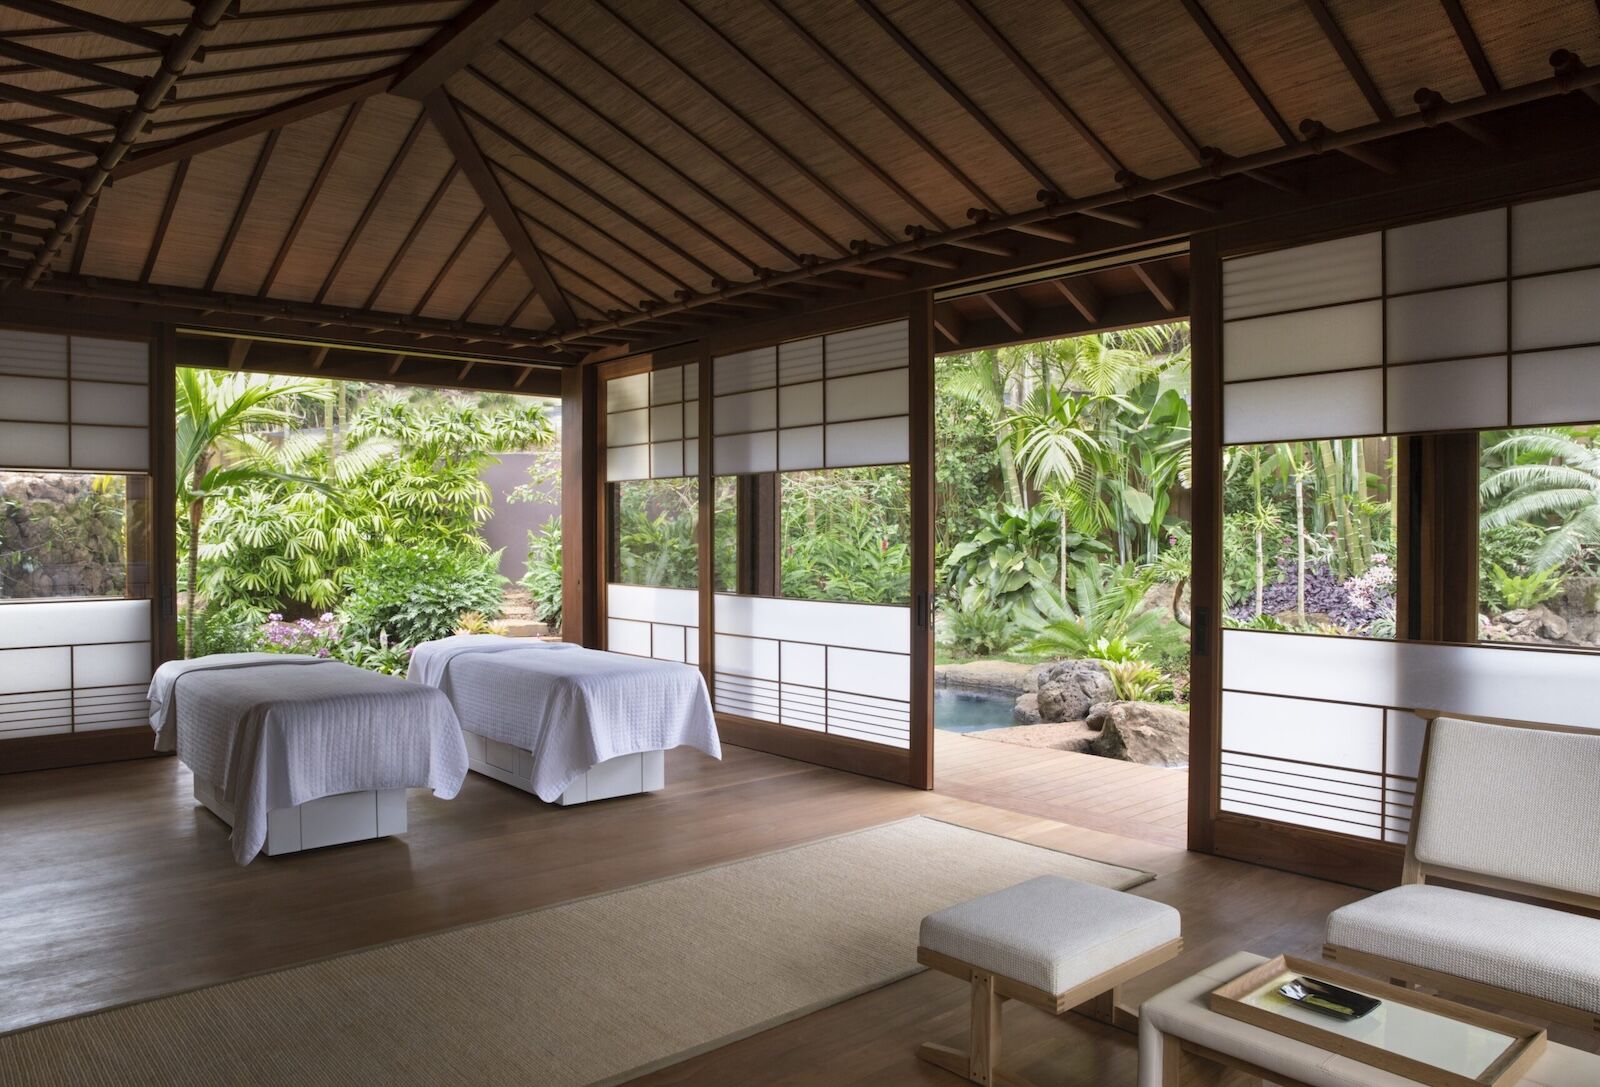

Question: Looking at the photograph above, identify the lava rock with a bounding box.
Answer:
[1088,701,1189,767]
[1033,659,1115,723]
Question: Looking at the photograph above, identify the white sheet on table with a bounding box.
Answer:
[149,652,334,748]
[147,655,467,865]
[414,640,719,802]
[406,634,574,695]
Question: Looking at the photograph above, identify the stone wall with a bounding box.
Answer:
[0,473,126,599]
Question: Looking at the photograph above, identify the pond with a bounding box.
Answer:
[934,688,1016,733]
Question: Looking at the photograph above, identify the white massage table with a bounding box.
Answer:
[409,635,720,805]
[148,653,468,864]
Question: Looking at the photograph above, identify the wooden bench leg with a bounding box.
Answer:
[916,970,1017,1087]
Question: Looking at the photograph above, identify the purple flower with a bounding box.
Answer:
[267,613,283,622]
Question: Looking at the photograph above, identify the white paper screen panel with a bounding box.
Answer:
[1385,208,1506,293]
[712,595,911,748]
[1222,369,1382,444]
[1511,348,1600,425]
[606,365,698,481]
[1385,284,1506,364]
[1385,357,1506,433]
[1222,301,1382,381]
[712,319,909,474]
[1222,233,1381,320]
[71,337,148,383]
[0,376,68,421]
[1512,269,1600,352]
[1222,629,1600,731]
[0,330,68,377]
[0,600,151,736]
[1512,189,1600,275]
[607,584,698,627]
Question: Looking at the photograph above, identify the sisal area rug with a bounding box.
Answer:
[0,817,1150,1087]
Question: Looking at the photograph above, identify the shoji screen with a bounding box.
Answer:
[710,320,914,749]
[1216,189,1600,859]
[603,363,699,664]
[0,331,153,741]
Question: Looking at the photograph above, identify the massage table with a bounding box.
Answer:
[409,635,720,805]
[148,653,468,864]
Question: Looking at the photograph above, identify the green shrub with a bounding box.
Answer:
[340,542,505,648]
[1103,658,1171,702]
[1485,563,1563,612]
[521,516,563,632]
[182,599,264,657]
[335,639,413,676]
[942,603,1015,657]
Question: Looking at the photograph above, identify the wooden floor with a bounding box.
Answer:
[1,744,1588,1084]
[934,729,1189,847]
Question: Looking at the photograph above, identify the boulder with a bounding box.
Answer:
[1088,701,1190,767]
[936,660,1034,696]
[1034,659,1115,723]
[1011,693,1041,725]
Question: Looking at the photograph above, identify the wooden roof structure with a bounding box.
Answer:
[0,0,1598,379]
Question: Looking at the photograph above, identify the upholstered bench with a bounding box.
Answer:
[917,875,1182,1087]
[1323,712,1600,1034]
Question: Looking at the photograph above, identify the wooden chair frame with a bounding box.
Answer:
[1322,709,1600,1034]
[915,937,1182,1087]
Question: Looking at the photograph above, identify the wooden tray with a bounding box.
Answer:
[1208,955,1545,1087]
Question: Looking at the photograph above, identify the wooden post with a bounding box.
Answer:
[968,971,1000,1086]
[561,364,600,647]
[1186,232,1222,854]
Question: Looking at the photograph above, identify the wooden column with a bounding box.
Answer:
[909,290,935,791]
[1186,232,1222,854]
[560,364,600,647]
[1400,432,1480,644]
[153,324,179,665]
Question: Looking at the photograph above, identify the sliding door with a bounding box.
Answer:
[1197,188,1600,886]
[0,328,158,769]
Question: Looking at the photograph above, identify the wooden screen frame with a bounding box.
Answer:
[577,296,935,789]
[1192,170,1600,889]
[0,315,171,774]
[701,295,935,789]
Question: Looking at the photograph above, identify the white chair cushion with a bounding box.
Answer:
[919,875,1179,996]
[1327,884,1600,1013]
[1415,717,1600,900]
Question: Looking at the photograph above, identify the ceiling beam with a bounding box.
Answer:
[0,118,100,155]
[0,0,174,54]
[982,291,1027,335]
[258,101,364,297]
[760,0,1000,215]
[670,0,943,232]
[389,0,547,99]
[314,112,426,304]
[532,11,846,259]
[423,91,575,329]
[498,40,797,270]
[1301,0,1394,122]
[932,303,963,347]
[0,39,148,92]
[1133,262,1180,313]
[595,0,880,252]
[1059,0,1203,162]
[226,337,251,371]
[412,208,487,316]
[1176,0,1296,146]
[113,73,392,181]
[1053,277,1102,323]
[140,158,188,284]
[1437,0,1499,95]
[205,129,277,292]
[364,162,458,310]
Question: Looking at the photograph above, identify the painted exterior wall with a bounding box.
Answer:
[478,451,558,583]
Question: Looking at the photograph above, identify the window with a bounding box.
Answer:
[1,471,149,601]
[778,465,910,604]
[1221,438,1395,637]
[1479,425,1600,649]
[608,477,698,589]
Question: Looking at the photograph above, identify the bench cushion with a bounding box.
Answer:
[1327,884,1600,1014]
[919,875,1179,996]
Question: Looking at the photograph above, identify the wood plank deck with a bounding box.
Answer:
[934,729,1189,847]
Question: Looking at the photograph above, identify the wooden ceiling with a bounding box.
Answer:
[0,0,1597,371]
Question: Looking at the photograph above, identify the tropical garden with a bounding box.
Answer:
[176,367,555,673]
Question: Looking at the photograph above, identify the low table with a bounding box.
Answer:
[1139,953,1600,1087]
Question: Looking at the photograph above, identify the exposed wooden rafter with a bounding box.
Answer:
[389,0,547,99]
[423,90,576,329]
[1301,0,1394,121]
[1437,0,1499,95]
[140,159,189,284]
[258,101,364,297]
[314,112,427,304]
[1177,0,1296,146]
[205,129,278,292]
